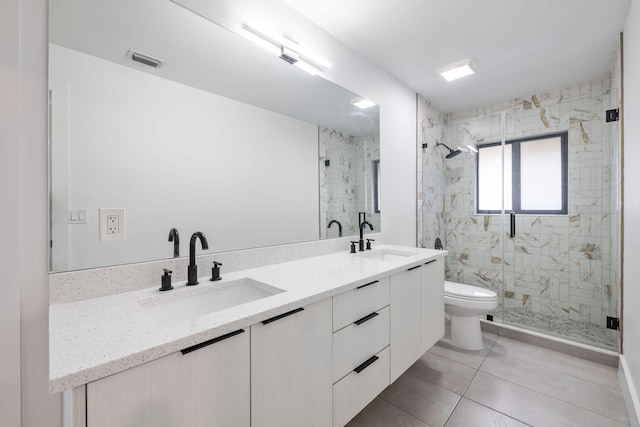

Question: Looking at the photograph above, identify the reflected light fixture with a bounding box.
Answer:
[352,99,376,109]
[437,58,476,82]
[244,20,332,76]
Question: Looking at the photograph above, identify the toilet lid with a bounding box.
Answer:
[445,281,497,301]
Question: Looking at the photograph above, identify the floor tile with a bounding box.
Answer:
[444,398,529,427]
[428,332,498,369]
[346,397,431,427]
[380,371,461,427]
[480,350,629,424]
[489,336,621,390]
[465,371,629,427]
[408,351,477,395]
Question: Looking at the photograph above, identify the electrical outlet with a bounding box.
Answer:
[99,208,126,241]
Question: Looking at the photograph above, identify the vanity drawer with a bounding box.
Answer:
[333,277,389,332]
[333,306,389,383]
[332,346,390,427]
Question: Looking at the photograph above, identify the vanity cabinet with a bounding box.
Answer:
[389,265,423,382]
[69,254,446,427]
[251,298,332,427]
[86,328,250,427]
[332,278,390,426]
[421,258,445,353]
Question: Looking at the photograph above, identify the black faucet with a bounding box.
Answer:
[327,220,343,237]
[187,232,209,286]
[358,221,374,252]
[168,228,180,258]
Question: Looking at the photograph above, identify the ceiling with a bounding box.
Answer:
[282,0,631,113]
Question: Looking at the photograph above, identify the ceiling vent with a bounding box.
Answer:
[127,49,164,69]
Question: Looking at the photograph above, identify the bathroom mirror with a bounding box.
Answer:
[48,0,379,272]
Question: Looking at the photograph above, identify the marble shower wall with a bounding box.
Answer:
[320,128,380,239]
[417,95,448,250]
[436,76,618,328]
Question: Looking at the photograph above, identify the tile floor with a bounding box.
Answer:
[347,332,630,427]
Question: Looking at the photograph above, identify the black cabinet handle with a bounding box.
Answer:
[510,212,516,238]
[408,265,421,271]
[181,329,244,355]
[261,307,304,325]
[424,260,436,265]
[354,355,379,374]
[357,280,379,290]
[354,311,379,326]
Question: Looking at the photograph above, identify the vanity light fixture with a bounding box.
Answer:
[127,49,164,69]
[352,99,376,109]
[243,20,332,76]
[437,58,475,82]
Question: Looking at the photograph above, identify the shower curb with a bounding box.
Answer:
[480,319,619,367]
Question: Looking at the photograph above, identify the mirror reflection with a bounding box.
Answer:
[49,0,380,272]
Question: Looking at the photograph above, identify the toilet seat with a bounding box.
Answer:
[444,281,497,301]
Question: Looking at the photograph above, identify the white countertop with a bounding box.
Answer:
[49,245,446,393]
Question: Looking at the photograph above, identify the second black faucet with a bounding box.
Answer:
[187,232,209,286]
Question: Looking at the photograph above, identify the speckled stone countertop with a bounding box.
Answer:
[49,245,446,393]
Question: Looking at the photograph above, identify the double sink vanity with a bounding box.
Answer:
[50,244,446,427]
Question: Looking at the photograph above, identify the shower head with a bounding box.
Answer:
[446,149,462,159]
[436,141,462,159]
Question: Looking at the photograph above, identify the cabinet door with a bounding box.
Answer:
[251,298,332,427]
[389,266,422,383]
[421,258,445,354]
[87,329,250,427]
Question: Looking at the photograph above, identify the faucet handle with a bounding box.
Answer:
[366,238,375,250]
[210,261,222,281]
[350,241,358,254]
[160,269,173,291]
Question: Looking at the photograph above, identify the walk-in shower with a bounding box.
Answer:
[418,69,622,352]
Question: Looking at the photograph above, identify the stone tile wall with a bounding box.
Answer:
[419,75,619,329]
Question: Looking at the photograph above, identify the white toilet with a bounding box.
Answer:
[444,281,498,350]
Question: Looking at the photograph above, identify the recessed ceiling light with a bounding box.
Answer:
[437,59,476,82]
[352,99,376,109]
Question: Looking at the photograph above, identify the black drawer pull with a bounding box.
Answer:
[354,311,379,326]
[357,280,379,290]
[424,260,436,265]
[181,329,244,355]
[261,307,304,325]
[354,355,379,374]
[408,265,421,271]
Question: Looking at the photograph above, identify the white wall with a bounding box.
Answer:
[50,45,319,271]
[0,0,63,426]
[623,0,640,415]
[0,1,23,424]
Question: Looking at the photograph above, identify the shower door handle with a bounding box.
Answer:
[510,212,516,238]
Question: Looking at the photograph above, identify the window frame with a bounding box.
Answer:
[476,131,568,215]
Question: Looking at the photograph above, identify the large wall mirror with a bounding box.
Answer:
[49,0,379,272]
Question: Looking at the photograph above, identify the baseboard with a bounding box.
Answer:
[620,355,640,427]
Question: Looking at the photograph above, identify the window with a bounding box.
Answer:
[476,132,568,214]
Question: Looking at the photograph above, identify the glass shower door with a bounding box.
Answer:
[497,88,620,351]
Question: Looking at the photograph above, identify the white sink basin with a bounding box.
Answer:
[139,278,283,326]
[356,248,416,262]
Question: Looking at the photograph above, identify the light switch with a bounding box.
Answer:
[68,208,88,224]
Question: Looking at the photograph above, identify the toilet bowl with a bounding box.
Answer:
[444,281,497,350]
